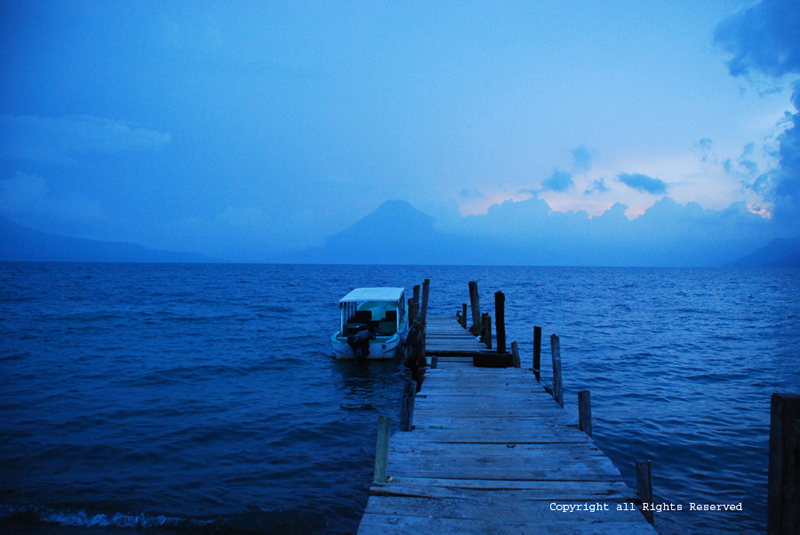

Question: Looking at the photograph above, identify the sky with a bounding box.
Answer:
[1,0,798,263]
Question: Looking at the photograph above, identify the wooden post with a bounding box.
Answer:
[413,284,420,307]
[374,416,391,483]
[484,314,492,350]
[400,382,416,432]
[768,393,800,535]
[468,281,481,335]
[533,326,542,381]
[461,303,468,328]
[430,355,438,369]
[550,334,563,407]
[420,279,430,325]
[511,341,521,368]
[636,460,653,524]
[480,313,487,344]
[494,291,506,353]
[578,390,592,437]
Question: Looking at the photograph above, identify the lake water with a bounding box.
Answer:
[1,263,798,534]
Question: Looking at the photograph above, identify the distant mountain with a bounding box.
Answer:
[729,237,800,268]
[290,200,483,264]
[0,217,209,263]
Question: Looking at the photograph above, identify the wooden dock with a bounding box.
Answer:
[358,316,659,534]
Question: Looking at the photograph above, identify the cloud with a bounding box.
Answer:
[572,145,592,173]
[0,115,171,165]
[714,0,800,78]
[617,173,668,195]
[715,0,800,225]
[444,196,776,266]
[459,188,483,199]
[584,177,609,195]
[541,170,574,192]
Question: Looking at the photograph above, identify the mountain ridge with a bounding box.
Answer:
[0,217,210,263]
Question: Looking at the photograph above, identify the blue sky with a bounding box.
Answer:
[1,1,798,262]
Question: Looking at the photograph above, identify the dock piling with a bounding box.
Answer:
[578,390,592,437]
[550,334,563,407]
[511,341,521,368]
[495,291,506,353]
[533,326,542,381]
[468,281,481,335]
[420,279,430,325]
[636,460,654,524]
[768,393,800,535]
[373,416,391,483]
[461,303,467,328]
[483,314,492,350]
[400,382,416,432]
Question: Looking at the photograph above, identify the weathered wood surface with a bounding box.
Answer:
[358,318,658,534]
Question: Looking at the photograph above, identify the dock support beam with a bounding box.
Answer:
[468,281,481,335]
[494,291,506,353]
[768,393,800,535]
[401,382,416,432]
[374,416,391,483]
[578,390,592,437]
[636,460,653,524]
[511,341,521,368]
[420,279,430,325]
[533,326,541,381]
[550,334,563,407]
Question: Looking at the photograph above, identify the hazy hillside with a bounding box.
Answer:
[0,217,209,263]
[729,237,800,268]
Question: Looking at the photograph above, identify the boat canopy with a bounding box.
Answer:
[339,287,404,304]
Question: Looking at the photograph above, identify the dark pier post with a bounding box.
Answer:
[494,291,506,353]
[533,326,542,381]
[511,341,521,368]
[420,279,430,325]
[578,390,592,437]
[468,281,481,335]
[636,460,654,524]
[400,381,416,432]
[550,334,563,407]
[373,416,391,483]
[481,313,492,350]
[768,393,800,535]
[461,303,468,328]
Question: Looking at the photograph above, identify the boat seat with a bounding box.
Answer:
[350,310,372,323]
[378,321,396,335]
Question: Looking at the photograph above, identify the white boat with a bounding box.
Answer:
[331,287,408,362]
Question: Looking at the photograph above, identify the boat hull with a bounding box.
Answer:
[331,331,404,360]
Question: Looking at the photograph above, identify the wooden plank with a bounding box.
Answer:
[364,495,647,523]
[371,477,640,501]
[358,514,658,535]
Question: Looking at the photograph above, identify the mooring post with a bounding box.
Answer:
[578,390,592,437]
[430,355,438,369]
[550,334,563,407]
[636,460,654,524]
[768,393,800,535]
[511,341,521,368]
[484,314,492,350]
[420,279,430,325]
[461,303,468,328]
[533,326,542,381]
[400,382,416,432]
[494,291,506,353]
[374,416,391,483]
[480,313,487,344]
[468,281,481,335]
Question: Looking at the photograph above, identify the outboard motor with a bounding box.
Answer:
[347,324,371,364]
